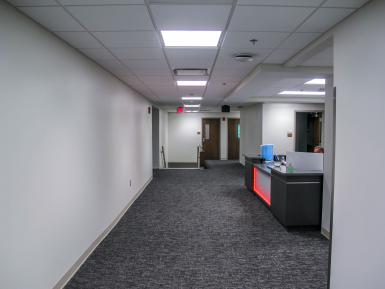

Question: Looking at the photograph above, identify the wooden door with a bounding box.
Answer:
[201,118,220,162]
[228,118,240,160]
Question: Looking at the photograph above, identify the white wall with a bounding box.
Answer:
[262,103,324,155]
[0,2,152,289]
[239,104,263,165]
[331,1,385,288]
[167,112,240,163]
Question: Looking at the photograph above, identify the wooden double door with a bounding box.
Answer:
[200,118,240,165]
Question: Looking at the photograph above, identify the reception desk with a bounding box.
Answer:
[253,164,323,227]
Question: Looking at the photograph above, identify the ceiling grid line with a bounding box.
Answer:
[218,0,330,106]
[52,0,162,100]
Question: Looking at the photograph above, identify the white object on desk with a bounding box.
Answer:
[286,152,323,171]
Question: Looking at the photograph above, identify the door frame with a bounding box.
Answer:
[294,109,325,152]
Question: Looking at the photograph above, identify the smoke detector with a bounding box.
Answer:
[233,53,255,62]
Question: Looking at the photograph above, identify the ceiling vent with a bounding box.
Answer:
[233,53,255,62]
[174,69,208,76]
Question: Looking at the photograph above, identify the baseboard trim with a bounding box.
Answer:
[321,227,330,240]
[53,177,153,289]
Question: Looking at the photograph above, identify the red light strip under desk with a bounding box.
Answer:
[253,167,271,206]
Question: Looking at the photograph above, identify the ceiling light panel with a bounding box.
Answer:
[305,79,326,85]
[182,96,203,100]
[161,31,221,47]
[150,4,231,30]
[177,80,207,86]
[174,69,208,77]
[184,104,201,108]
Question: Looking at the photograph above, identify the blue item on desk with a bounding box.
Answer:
[260,144,274,161]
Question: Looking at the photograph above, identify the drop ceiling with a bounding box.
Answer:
[7,0,369,107]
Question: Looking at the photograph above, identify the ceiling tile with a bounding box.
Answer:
[19,6,84,31]
[67,5,154,31]
[322,0,370,8]
[165,48,218,59]
[148,0,233,3]
[210,75,243,84]
[93,58,127,70]
[59,0,144,4]
[123,58,169,70]
[138,75,174,83]
[178,86,206,96]
[264,49,297,64]
[111,48,163,60]
[93,31,161,48]
[302,46,333,66]
[297,7,355,32]
[132,68,171,76]
[237,0,323,6]
[302,58,333,67]
[278,32,321,49]
[80,48,115,60]
[55,31,102,48]
[218,47,272,62]
[150,4,231,30]
[229,6,315,32]
[7,0,58,6]
[165,48,218,70]
[212,66,253,79]
[223,31,290,49]
[206,81,238,96]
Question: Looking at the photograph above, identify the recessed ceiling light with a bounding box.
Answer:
[174,69,208,76]
[184,104,200,108]
[177,80,207,87]
[185,110,200,113]
[161,31,221,47]
[182,96,203,100]
[305,78,326,85]
[279,91,325,96]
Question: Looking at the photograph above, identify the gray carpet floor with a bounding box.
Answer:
[65,162,329,289]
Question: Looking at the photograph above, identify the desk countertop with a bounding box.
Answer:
[254,163,323,176]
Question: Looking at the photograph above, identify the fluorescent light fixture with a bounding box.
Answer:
[177,80,207,87]
[161,31,221,47]
[279,91,325,96]
[305,78,326,85]
[174,69,208,76]
[184,104,200,108]
[182,96,203,100]
[185,110,200,113]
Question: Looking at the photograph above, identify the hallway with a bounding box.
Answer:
[66,163,328,289]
